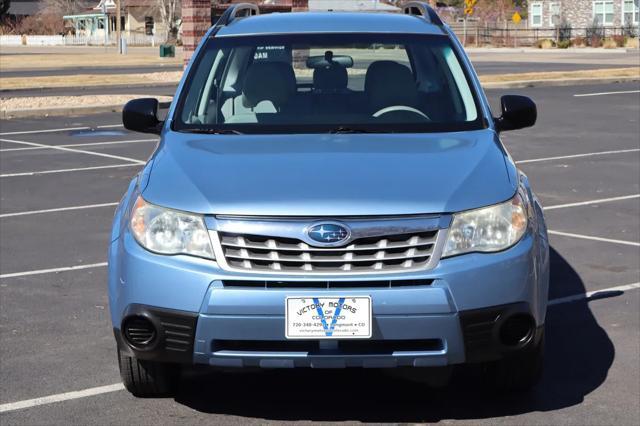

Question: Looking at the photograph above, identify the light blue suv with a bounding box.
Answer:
[110,2,549,397]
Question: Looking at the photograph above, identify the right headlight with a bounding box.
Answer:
[130,196,214,259]
[442,194,528,258]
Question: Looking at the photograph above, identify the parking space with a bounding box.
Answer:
[0,82,639,424]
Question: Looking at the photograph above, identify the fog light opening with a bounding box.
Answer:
[499,314,534,347]
[123,316,157,348]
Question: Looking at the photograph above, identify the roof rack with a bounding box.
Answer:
[402,1,444,27]
[215,3,260,28]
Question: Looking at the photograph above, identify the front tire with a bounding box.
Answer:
[117,350,179,397]
[483,329,545,393]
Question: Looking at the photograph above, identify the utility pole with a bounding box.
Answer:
[116,0,122,54]
[463,0,478,47]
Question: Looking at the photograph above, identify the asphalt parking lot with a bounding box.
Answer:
[0,82,639,425]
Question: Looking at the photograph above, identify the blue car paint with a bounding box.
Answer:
[109,11,549,369]
[141,130,517,216]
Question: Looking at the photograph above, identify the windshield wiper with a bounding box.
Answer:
[329,126,379,134]
[180,128,243,135]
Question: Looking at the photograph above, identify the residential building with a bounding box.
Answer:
[529,0,639,30]
[64,0,174,39]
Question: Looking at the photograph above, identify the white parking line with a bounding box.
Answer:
[574,90,640,97]
[0,262,108,279]
[516,148,640,164]
[543,194,640,211]
[0,280,637,413]
[549,282,640,306]
[0,384,125,414]
[0,163,140,178]
[0,202,119,218]
[0,124,121,136]
[0,139,157,153]
[0,138,145,165]
[548,230,640,247]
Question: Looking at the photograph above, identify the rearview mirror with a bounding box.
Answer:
[306,54,354,69]
[122,98,162,135]
[495,95,537,132]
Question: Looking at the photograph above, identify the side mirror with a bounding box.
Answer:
[495,95,537,132]
[122,98,162,135]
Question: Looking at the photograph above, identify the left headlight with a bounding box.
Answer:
[443,194,528,258]
[130,196,215,259]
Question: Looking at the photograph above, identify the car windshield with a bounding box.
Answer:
[173,33,484,134]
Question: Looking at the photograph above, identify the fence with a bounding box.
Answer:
[0,33,167,47]
[449,23,639,47]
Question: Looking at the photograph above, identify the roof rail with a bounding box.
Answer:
[402,1,444,26]
[214,3,260,28]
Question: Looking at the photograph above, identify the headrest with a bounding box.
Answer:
[242,61,296,109]
[365,61,419,112]
[313,65,348,93]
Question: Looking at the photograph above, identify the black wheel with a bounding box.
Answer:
[117,350,179,397]
[483,329,545,393]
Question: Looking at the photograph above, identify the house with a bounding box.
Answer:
[63,0,174,40]
[529,0,639,30]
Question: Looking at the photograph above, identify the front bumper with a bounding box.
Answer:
[109,230,548,368]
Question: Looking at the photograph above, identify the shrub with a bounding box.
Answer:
[626,37,639,48]
[535,38,556,49]
[571,36,587,47]
[589,37,603,48]
[611,35,626,47]
[602,38,619,49]
[10,13,63,35]
[586,19,605,47]
[557,40,571,49]
[557,18,572,42]
[623,17,639,38]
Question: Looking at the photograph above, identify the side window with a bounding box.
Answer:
[180,48,228,124]
[145,17,154,36]
[623,0,639,25]
[530,2,543,27]
[593,0,614,25]
[442,48,477,121]
[549,2,561,26]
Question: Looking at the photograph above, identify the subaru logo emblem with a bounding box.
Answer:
[306,222,351,246]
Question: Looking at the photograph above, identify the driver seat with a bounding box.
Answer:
[364,61,419,114]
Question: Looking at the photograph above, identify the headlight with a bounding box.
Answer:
[130,196,214,259]
[443,194,528,257]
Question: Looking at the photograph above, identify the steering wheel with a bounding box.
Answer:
[372,105,430,120]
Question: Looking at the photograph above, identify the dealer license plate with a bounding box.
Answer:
[285,296,372,339]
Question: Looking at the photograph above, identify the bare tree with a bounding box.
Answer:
[41,0,92,15]
[156,0,180,41]
[0,0,11,19]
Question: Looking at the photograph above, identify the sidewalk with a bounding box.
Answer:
[0,46,182,71]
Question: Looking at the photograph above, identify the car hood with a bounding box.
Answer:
[142,129,517,216]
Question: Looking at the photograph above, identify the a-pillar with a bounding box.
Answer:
[182,0,211,66]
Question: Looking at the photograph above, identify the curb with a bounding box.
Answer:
[481,75,640,89]
[465,47,640,53]
[1,101,172,120]
[0,82,179,95]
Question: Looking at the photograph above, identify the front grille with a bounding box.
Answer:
[216,230,438,274]
[222,279,433,289]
